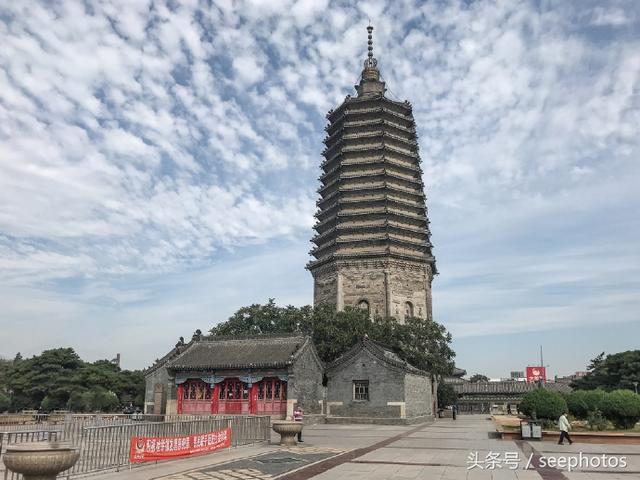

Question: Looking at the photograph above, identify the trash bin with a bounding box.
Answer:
[520,421,532,439]
[530,421,542,440]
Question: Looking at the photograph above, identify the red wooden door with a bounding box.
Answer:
[181,380,213,414]
[256,378,287,416]
[218,379,249,414]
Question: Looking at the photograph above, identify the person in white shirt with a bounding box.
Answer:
[558,411,573,445]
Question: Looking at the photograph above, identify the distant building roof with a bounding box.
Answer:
[454,381,535,395]
[545,382,573,394]
[327,336,428,376]
[454,381,573,396]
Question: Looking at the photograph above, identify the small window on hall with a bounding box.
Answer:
[353,380,369,401]
[405,301,414,318]
[358,299,369,314]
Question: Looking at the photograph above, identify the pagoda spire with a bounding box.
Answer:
[366,24,375,67]
[356,24,385,97]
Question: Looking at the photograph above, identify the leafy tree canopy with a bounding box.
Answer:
[210,299,455,377]
[571,350,640,392]
[0,348,144,413]
[437,383,457,408]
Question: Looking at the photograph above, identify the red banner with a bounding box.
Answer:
[526,366,547,383]
[129,428,231,462]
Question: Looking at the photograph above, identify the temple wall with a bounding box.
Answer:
[144,366,170,414]
[326,348,405,419]
[404,373,433,419]
[289,344,325,416]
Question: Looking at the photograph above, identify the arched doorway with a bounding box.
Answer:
[405,301,414,318]
[358,299,370,315]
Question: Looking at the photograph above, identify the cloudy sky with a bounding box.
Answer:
[1,0,638,378]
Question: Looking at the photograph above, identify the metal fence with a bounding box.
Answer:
[0,413,198,431]
[1,415,271,479]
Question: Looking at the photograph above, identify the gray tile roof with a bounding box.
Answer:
[166,334,311,370]
[327,336,428,376]
[454,381,534,395]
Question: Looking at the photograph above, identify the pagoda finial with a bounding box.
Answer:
[356,23,384,96]
[365,24,376,68]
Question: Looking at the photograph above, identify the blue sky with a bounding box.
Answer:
[0,0,638,378]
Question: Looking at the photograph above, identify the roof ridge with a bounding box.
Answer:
[327,336,427,376]
[202,332,308,342]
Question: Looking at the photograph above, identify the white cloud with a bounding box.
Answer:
[0,0,638,370]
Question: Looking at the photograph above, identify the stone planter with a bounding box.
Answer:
[2,441,80,480]
[272,421,302,446]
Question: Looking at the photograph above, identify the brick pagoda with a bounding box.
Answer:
[308,26,436,322]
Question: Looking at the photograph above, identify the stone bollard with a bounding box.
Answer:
[2,441,80,480]
[271,420,303,446]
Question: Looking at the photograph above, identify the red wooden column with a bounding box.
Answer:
[212,384,220,414]
[177,384,184,414]
[249,384,258,414]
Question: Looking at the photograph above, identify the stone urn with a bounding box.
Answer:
[272,420,303,446]
[2,441,80,480]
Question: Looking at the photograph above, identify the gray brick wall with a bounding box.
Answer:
[289,343,324,414]
[312,260,433,322]
[404,372,433,418]
[144,366,170,414]
[326,348,405,418]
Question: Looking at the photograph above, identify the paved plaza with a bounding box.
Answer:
[93,416,640,480]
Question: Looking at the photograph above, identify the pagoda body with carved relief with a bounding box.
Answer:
[307,26,436,322]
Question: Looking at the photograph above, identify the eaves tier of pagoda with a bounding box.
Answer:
[308,32,436,274]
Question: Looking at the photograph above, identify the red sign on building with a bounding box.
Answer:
[526,366,546,383]
[129,428,231,463]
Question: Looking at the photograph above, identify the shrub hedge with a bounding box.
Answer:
[601,390,640,429]
[566,389,607,419]
[519,388,567,420]
[560,389,640,430]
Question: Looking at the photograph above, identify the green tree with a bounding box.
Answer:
[566,389,607,419]
[67,391,88,412]
[84,388,119,412]
[40,395,56,412]
[519,387,567,420]
[210,299,313,336]
[0,357,13,394]
[3,348,144,412]
[437,382,457,408]
[572,351,640,391]
[0,392,10,412]
[469,374,490,383]
[209,300,455,377]
[8,348,83,410]
[601,390,640,429]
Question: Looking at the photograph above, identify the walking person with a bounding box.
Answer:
[452,404,457,420]
[293,404,304,443]
[558,411,573,445]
